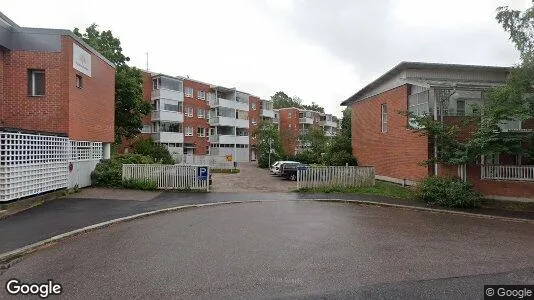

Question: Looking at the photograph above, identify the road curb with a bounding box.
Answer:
[1,198,532,264]
[0,200,266,264]
[315,199,534,224]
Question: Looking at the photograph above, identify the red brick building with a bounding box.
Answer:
[277,107,339,156]
[0,11,116,155]
[128,72,278,162]
[342,62,534,200]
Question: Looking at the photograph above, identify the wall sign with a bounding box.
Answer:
[73,43,91,77]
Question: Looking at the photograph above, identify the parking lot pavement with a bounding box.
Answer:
[210,162,297,192]
[2,201,533,299]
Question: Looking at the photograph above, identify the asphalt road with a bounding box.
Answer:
[1,201,533,299]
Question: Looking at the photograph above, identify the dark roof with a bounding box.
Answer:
[340,61,510,106]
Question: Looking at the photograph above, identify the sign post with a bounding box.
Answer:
[197,166,209,191]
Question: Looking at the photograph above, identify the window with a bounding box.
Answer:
[152,77,160,90]
[76,74,83,89]
[185,107,194,117]
[252,103,256,110]
[288,112,292,118]
[456,100,466,116]
[197,127,206,137]
[163,103,179,112]
[197,91,206,100]
[251,118,257,125]
[141,125,152,133]
[381,104,388,133]
[185,87,193,97]
[185,126,194,136]
[197,108,205,118]
[28,69,45,96]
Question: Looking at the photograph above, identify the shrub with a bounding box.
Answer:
[131,138,175,164]
[122,179,158,190]
[324,151,358,166]
[91,154,154,187]
[415,176,481,208]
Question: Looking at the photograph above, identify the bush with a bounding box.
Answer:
[416,176,481,208]
[122,179,158,190]
[324,151,358,166]
[91,154,154,187]
[131,138,175,164]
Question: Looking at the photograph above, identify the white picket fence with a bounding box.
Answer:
[297,166,376,189]
[122,164,210,191]
[182,155,233,169]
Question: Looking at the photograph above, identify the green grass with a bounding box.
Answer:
[211,168,240,174]
[296,181,415,199]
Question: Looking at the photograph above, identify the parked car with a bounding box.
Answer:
[280,163,308,181]
[270,161,300,175]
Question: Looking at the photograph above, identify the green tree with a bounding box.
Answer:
[404,3,534,170]
[74,24,151,143]
[301,101,325,113]
[299,125,328,164]
[271,91,301,109]
[252,121,284,168]
[131,137,175,164]
[324,108,357,166]
[271,92,325,112]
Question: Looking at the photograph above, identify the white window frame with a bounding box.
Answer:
[29,69,45,96]
[252,103,256,110]
[197,127,206,137]
[186,107,194,117]
[197,90,206,100]
[185,87,193,97]
[381,103,388,133]
[185,126,194,136]
[197,108,204,118]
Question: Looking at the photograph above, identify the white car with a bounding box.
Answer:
[270,161,300,175]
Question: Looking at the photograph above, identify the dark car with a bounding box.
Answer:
[280,163,307,181]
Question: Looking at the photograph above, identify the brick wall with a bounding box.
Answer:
[66,37,115,142]
[183,79,210,155]
[351,84,429,181]
[278,108,300,156]
[1,47,68,134]
[0,37,114,142]
[249,95,261,159]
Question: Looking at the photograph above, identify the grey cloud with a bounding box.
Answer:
[279,0,520,82]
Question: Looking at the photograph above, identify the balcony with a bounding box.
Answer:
[151,110,184,123]
[273,118,279,123]
[325,131,335,137]
[151,89,184,102]
[322,120,338,128]
[152,132,184,144]
[209,117,249,128]
[210,98,249,111]
[299,117,314,124]
[261,109,275,119]
[210,135,249,144]
[481,165,534,181]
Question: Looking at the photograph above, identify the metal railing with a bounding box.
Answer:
[481,165,534,181]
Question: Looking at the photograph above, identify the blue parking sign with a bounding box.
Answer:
[197,166,209,180]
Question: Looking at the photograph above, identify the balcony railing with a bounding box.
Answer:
[481,165,534,181]
[299,117,314,124]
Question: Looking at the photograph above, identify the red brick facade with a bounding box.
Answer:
[278,108,300,155]
[351,85,430,181]
[0,36,115,142]
[183,79,210,155]
[248,95,261,160]
[350,83,534,199]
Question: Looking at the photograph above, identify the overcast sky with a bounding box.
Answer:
[3,0,531,117]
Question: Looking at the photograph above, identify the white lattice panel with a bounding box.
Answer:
[69,141,103,161]
[0,132,69,202]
